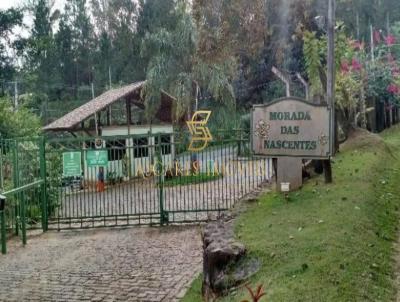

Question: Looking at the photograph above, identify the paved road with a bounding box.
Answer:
[0,226,202,302]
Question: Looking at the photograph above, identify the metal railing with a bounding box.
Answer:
[44,130,272,229]
[0,130,272,253]
[0,180,44,254]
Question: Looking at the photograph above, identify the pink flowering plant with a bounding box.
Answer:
[365,27,400,106]
[304,21,400,134]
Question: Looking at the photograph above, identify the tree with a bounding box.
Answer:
[303,25,362,137]
[0,8,23,81]
[93,31,112,89]
[68,0,95,88]
[107,0,140,84]
[135,0,177,80]
[193,0,267,105]
[136,0,177,37]
[90,0,113,90]
[91,0,142,88]
[26,0,60,96]
[0,96,41,139]
[50,0,95,100]
[141,0,237,121]
[55,12,75,97]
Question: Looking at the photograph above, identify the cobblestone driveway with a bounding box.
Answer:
[0,226,202,302]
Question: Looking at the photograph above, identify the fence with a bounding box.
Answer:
[1,129,272,253]
[0,138,47,254]
[45,130,272,229]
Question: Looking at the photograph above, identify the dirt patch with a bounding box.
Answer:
[340,128,394,156]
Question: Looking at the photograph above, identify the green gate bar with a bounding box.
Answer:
[0,180,44,254]
[156,134,166,225]
[1,210,5,254]
[39,137,48,232]
[1,194,5,254]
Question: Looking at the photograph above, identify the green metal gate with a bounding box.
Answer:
[44,130,271,230]
[0,137,47,254]
[1,130,272,246]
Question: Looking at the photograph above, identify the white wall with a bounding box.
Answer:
[84,125,175,182]
[102,124,173,136]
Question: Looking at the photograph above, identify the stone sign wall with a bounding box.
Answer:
[252,98,331,159]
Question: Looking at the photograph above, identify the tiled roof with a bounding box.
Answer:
[43,81,145,131]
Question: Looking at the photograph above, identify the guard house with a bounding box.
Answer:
[43,81,180,181]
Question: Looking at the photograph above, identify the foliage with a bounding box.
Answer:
[241,284,266,302]
[68,0,95,86]
[391,21,400,60]
[0,8,24,81]
[364,28,400,106]
[2,0,400,122]
[205,105,243,138]
[141,0,237,120]
[335,0,400,42]
[303,30,324,96]
[303,23,355,95]
[0,97,41,139]
[163,173,221,187]
[45,149,62,217]
[365,63,393,100]
[193,0,266,61]
[335,71,362,130]
[302,24,391,132]
[107,171,123,185]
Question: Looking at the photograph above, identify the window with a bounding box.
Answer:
[84,139,102,150]
[133,137,149,158]
[154,135,172,155]
[106,139,126,161]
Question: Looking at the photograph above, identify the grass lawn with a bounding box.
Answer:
[182,127,400,301]
[163,173,222,187]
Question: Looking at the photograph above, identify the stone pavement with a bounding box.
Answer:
[0,226,202,302]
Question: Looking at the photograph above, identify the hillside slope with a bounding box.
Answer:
[183,126,400,301]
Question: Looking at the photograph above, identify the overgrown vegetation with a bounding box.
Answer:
[0,97,41,139]
[2,1,400,125]
[164,173,221,187]
[183,126,400,301]
[303,22,400,137]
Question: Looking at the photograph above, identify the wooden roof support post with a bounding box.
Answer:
[106,106,111,126]
[126,99,132,135]
[94,113,99,136]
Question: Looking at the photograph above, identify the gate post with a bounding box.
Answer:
[156,134,167,225]
[20,193,26,245]
[1,194,6,254]
[39,137,48,232]
[12,140,19,236]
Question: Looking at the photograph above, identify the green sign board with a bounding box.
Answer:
[63,152,82,177]
[86,150,108,167]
